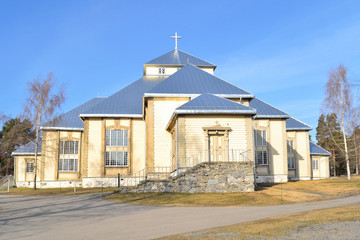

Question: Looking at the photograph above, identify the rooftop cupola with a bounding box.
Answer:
[143,33,216,76]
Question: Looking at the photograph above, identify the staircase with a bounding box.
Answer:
[119,149,251,188]
[0,175,15,189]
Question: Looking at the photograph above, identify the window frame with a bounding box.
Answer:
[58,158,78,172]
[255,150,268,165]
[105,129,129,147]
[312,159,319,170]
[59,140,79,155]
[254,130,267,147]
[26,162,34,173]
[287,140,295,169]
[105,151,129,167]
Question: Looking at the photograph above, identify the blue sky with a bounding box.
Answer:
[1,0,359,139]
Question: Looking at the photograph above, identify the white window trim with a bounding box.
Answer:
[287,140,295,169]
[59,140,79,155]
[105,129,129,147]
[312,159,319,170]
[26,162,34,173]
[255,150,268,165]
[59,158,78,172]
[105,151,129,167]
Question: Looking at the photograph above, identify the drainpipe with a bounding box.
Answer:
[176,118,179,177]
[252,115,257,187]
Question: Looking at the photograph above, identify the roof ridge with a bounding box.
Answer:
[253,97,290,116]
[176,49,216,67]
[184,64,253,96]
[289,116,312,129]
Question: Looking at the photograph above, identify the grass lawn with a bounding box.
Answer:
[0,187,117,196]
[157,205,360,240]
[105,175,360,207]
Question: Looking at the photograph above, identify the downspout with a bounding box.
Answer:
[252,115,257,187]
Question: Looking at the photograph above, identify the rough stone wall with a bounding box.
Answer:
[121,162,255,193]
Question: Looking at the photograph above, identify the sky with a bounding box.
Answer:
[0,0,360,139]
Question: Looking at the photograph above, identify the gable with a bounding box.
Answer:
[145,64,253,97]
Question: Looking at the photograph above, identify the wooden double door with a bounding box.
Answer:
[209,133,225,162]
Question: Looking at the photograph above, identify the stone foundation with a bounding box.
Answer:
[16,180,82,188]
[121,162,255,193]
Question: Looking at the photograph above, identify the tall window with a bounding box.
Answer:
[287,140,295,169]
[106,130,128,146]
[59,140,79,172]
[254,130,267,146]
[60,141,79,154]
[59,159,78,172]
[26,162,34,173]
[105,151,128,167]
[105,129,129,167]
[254,130,268,165]
[312,159,319,170]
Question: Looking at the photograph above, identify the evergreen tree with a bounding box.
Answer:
[0,118,34,176]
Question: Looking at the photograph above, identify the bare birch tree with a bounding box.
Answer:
[322,64,359,181]
[23,73,65,189]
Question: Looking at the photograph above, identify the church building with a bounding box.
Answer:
[13,36,331,190]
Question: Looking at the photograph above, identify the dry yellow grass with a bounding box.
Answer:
[158,205,360,240]
[106,176,360,207]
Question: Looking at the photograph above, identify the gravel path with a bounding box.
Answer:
[275,221,360,240]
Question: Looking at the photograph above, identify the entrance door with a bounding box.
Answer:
[209,134,224,162]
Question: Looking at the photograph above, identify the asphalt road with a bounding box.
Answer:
[1,193,360,240]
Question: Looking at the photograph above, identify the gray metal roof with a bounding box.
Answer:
[145,49,216,67]
[249,97,290,118]
[145,64,253,97]
[80,76,166,117]
[286,117,312,131]
[12,139,42,155]
[175,93,256,114]
[310,142,331,156]
[43,97,105,129]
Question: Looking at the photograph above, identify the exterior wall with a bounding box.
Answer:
[87,118,103,177]
[181,115,254,163]
[227,98,250,107]
[14,155,37,183]
[132,119,146,173]
[145,66,214,76]
[152,97,189,167]
[311,155,330,179]
[286,131,311,180]
[254,119,288,182]
[42,130,59,181]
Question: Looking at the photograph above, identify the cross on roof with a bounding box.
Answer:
[171,32,182,50]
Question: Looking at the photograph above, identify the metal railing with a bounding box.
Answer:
[119,166,171,187]
[179,149,251,170]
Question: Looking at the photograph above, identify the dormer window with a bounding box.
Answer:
[158,67,165,75]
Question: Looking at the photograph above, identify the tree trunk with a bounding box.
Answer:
[332,149,336,177]
[33,120,40,190]
[342,129,351,181]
